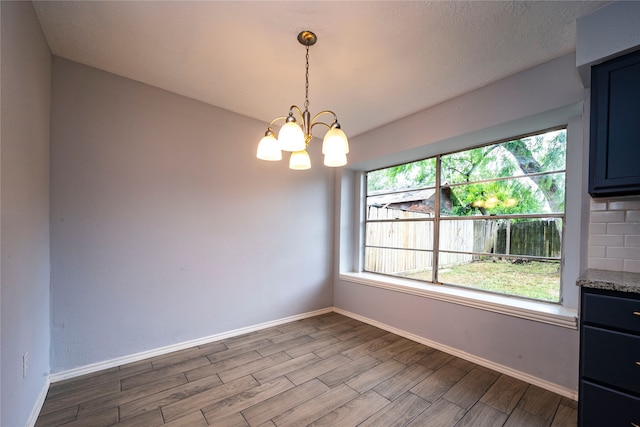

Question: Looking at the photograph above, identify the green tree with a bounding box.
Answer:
[502,132,566,213]
[367,158,436,193]
[367,129,566,217]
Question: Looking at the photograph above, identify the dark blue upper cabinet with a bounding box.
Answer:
[589,49,640,197]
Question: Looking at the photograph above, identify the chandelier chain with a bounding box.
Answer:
[304,44,310,111]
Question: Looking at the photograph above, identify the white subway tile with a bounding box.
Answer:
[589,246,606,258]
[591,210,626,223]
[626,235,640,248]
[607,222,640,235]
[589,257,624,271]
[623,259,640,273]
[626,210,640,222]
[589,223,607,234]
[590,199,608,211]
[608,198,640,211]
[589,234,624,247]
[606,246,640,260]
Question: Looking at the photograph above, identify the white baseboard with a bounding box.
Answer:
[333,307,578,401]
[49,307,333,383]
[27,377,51,427]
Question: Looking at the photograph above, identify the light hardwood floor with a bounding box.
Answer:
[35,312,577,427]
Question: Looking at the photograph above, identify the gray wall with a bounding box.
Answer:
[1,2,52,426]
[50,58,335,371]
[576,1,640,83]
[335,53,589,393]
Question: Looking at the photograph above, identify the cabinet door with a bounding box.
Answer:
[581,325,640,395]
[579,381,640,427]
[589,48,640,197]
[582,290,640,334]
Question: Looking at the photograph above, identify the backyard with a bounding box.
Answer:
[402,259,561,302]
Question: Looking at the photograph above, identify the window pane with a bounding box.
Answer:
[367,158,436,194]
[365,247,433,278]
[437,255,560,302]
[363,128,566,304]
[440,173,566,216]
[441,129,566,185]
[367,190,436,219]
[439,218,562,258]
[366,221,433,250]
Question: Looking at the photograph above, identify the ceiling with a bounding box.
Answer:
[33,1,607,138]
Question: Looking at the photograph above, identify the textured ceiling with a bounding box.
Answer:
[33,1,607,137]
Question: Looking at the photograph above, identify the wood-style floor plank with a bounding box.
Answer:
[316,355,379,388]
[406,398,466,427]
[284,354,350,386]
[503,407,550,427]
[162,411,208,427]
[358,391,431,427]
[34,405,78,427]
[241,379,329,426]
[118,371,223,420]
[77,373,188,418]
[410,364,467,403]
[442,367,499,410]
[516,385,563,422]
[271,384,359,427]
[550,402,578,427]
[373,363,434,400]
[161,376,258,422]
[185,350,262,382]
[201,376,294,424]
[218,352,291,383]
[252,353,321,384]
[35,313,575,426]
[307,390,390,426]
[120,356,209,390]
[455,401,509,427]
[346,359,406,393]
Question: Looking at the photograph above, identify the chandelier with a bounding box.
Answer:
[256,31,349,170]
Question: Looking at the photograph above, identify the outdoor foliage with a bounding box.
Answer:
[367,129,566,217]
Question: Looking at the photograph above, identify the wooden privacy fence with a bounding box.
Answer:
[365,206,561,275]
[472,219,562,258]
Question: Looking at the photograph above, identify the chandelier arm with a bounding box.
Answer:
[310,110,339,127]
[288,105,305,120]
[268,116,289,129]
[309,121,332,134]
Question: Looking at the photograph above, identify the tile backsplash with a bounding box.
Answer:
[589,196,640,273]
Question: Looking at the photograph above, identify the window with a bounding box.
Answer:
[364,128,566,303]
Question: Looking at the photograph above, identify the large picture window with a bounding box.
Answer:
[365,128,566,303]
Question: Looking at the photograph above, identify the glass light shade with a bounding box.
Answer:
[278,121,306,152]
[289,150,311,170]
[324,151,347,167]
[322,137,347,161]
[256,134,282,161]
[322,127,349,154]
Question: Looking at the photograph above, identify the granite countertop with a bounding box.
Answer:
[577,269,640,294]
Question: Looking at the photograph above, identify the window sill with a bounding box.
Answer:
[339,272,577,329]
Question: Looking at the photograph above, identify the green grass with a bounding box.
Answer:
[402,260,560,302]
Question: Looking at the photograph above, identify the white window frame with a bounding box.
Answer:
[339,120,584,329]
[363,128,566,302]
